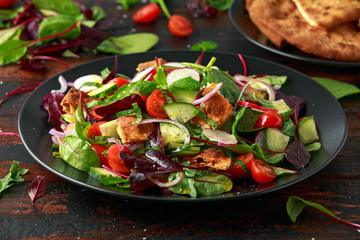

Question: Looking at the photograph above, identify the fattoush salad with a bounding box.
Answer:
[43,55,321,198]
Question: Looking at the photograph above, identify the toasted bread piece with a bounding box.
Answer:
[116,116,155,144]
[60,87,94,115]
[246,0,360,61]
[293,0,360,29]
[181,148,231,170]
[136,58,167,72]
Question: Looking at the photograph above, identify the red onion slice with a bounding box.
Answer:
[203,129,237,145]
[102,165,129,178]
[131,67,154,82]
[192,82,222,106]
[150,171,184,188]
[139,119,190,146]
[49,128,65,138]
[234,74,275,101]
[107,137,128,151]
[51,75,68,93]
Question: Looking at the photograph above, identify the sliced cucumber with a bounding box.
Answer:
[170,89,198,103]
[99,119,119,138]
[265,127,290,151]
[89,167,127,185]
[271,99,293,117]
[164,102,199,123]
[61,114,75,123]
[167,146,201,157]
[299,116,319,144]
[87,82,117,98]
[160,122,186,145]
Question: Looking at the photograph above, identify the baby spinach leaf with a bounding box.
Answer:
[38,15,80,41]
[59,136,101,172]
[0,40,27,65]
[97,33,159,55]
[116,0,141,10]
[0,161,29,195]
[204,0,234,10]
[0,26,22,45]
[312,77,360,99]
[207,68,240,104]
[235,107,263,132]
[190,40,218,51]
[287,196,360,228]
[168,77,202,92]
[305,142,321,152]
[33,0,81,16]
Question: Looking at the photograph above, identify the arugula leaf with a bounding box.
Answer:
[312,77,360,99]
[190,40,218,51]
[0,161,29,195]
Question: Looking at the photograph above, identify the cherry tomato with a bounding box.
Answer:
[108,77,129,88]
[168,14,193,37]
[0,0,15,8]
[87,121,106,139]
[250,159,276,184]
[107,144,132,174]
[254,110,282,129]
[132,3,160,23]
[146,89,175,119]
[225,152,254,179]
[91,144,109,167]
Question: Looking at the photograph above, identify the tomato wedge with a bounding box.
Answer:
[146,89,175,119]
[250,159,276,184]
[91,144,109,167]
[107,144,132,174]
[108,77,129,88]
[225,152,254,179]
[0,0,15,8]
[168,14,193,37]
[254,110,282,129]
[132,3,160,23]
[87,121,106,139]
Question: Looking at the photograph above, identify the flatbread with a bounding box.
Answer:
[293,0,360,29]
[246,0,360,61]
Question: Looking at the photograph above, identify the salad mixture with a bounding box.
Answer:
[43,55,321,198]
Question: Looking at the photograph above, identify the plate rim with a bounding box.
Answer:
[228,0,360,67]
[18,50,348,203]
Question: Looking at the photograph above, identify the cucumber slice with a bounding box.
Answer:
[167,146,200,157]
[164,102,199,123]
[265,127,290,151]
[299,116,319,144]
[99,119,119,138]
[160,123,186,145]
[89,167,127,185]
[61,114,75,123]
[271,99,293,117]
[170,89,198,103]
[87,82,118,98]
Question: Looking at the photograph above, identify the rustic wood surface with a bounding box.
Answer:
[1,0,360,239]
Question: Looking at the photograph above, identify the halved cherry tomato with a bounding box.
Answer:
[107,144,132,174]
[225,152,254,179]
[254,110,282,129]
[108,77,129,88]
[146,89,175,119]
[0,0,15,8]
[91,144,109,167]
[132,3,160,23]
[250,159,276,184]
[87,121,106,139]
[168,14,193,37]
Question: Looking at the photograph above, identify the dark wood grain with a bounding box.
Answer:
[1,1,359,239]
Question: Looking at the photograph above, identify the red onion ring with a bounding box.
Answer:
[192,82,223,106]
[51,75,68,93]
[150,171,184,188]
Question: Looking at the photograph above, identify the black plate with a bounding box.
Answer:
[18,50,347,203]
[228,0,360,67]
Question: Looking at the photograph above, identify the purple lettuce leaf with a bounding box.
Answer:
[77,25,111,50]
[42,92,65,130]
[119,150,183,191]
[276,90,305,116]
[28,175,46,205]
[148,124,164,152]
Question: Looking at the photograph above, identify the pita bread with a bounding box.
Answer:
[246,0,360,61]
[293,0,360,29]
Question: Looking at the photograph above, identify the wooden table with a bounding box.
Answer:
[1,1,360,239]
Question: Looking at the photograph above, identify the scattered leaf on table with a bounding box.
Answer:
[312,77,360,99]
[190,40,218,51]
[0,161,29,195]
[28,175,46,204]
